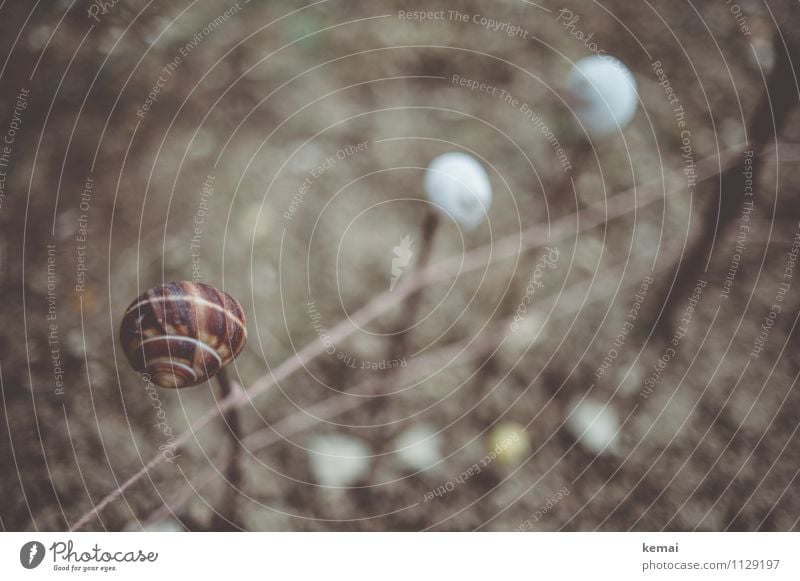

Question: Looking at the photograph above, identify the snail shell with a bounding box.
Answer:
[120,281,247,388]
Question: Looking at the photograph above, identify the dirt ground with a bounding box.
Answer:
[1,0,800,532]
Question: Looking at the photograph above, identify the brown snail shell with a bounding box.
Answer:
[120,281,247,388]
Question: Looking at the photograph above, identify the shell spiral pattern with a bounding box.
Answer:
[119,282,247,388]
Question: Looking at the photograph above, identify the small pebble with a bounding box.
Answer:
[565,399,620,455]
[393,424,442,472]
[307,434,372,487]
[487,422,531,466]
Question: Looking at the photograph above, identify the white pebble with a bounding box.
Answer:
[393,424,442,472]
[287,141,324,174]
[424,152,492,229]
[567,55,638,137]
[565,399,620,455]
[307,434,372,487]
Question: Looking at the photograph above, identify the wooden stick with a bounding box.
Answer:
[209,367,244,530]
[387,209,441,365]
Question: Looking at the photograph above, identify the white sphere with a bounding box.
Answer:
[393,424,442,472]
[567,55,638,137]
[424,152,492,229]
[565,399,620,455]
[307,434,372,487]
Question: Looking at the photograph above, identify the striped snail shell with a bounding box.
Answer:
[120,282,247,388]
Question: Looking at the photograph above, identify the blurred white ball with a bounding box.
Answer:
[567,55,638,137]
[307,434,372,487]
[393,424,442,472]
[565,398,620,455]
[424,152,492,229]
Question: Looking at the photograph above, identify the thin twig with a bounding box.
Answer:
[210,367,244,530]
[387,209,441,364]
